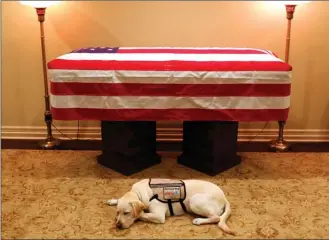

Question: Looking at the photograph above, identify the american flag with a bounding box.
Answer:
[47,47,292,121]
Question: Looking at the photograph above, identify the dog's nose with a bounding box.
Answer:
[116,222,122,229]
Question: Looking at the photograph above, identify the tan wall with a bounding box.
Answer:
[2,1,329,136]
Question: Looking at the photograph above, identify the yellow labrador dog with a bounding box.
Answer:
[107,179,235,235]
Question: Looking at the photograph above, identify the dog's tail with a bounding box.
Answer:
[217,199,235,235]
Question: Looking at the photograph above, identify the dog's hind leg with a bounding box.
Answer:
[192,215,221,225]
[189,193,221,225]
[189,193,235,235]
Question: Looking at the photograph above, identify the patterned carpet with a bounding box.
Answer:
[2,150,329,239]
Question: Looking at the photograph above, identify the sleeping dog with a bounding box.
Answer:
[107,178,235,235]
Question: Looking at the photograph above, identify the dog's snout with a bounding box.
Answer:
[116,222,123,229]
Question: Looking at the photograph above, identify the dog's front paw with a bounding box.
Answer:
[139,211,147,221]
[106,199,118,206]
[192,218,203,226]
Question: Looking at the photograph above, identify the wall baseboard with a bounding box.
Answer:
[2,126,329,142]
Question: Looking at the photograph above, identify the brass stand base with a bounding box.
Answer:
[39,137,60,150]
[268,139,291,152]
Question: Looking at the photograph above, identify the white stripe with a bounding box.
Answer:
[120,47,271,54]
[57,53,281,62]
[50,95,290,110]
[49,70,291,84]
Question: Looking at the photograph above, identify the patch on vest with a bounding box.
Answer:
[149,178,186,202]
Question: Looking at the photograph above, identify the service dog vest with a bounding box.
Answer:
[148,178,187,216]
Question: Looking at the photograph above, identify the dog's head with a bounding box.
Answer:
[115,192,147,229]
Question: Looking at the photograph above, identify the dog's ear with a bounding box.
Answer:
[130,201,146,217]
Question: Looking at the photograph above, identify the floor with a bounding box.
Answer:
[2,150,329,239]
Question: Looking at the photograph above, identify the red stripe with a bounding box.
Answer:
[117,48,268,54]
[51,108,289,121]
[50,82,291,97]
[48,59,292,71]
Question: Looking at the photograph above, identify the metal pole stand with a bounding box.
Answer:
[269,121,291,152]
[268,5,296,152]
[36,8,60,150]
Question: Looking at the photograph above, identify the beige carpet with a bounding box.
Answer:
[2,150,329,239]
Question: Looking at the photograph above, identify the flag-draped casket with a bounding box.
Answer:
[47,47,292,121]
